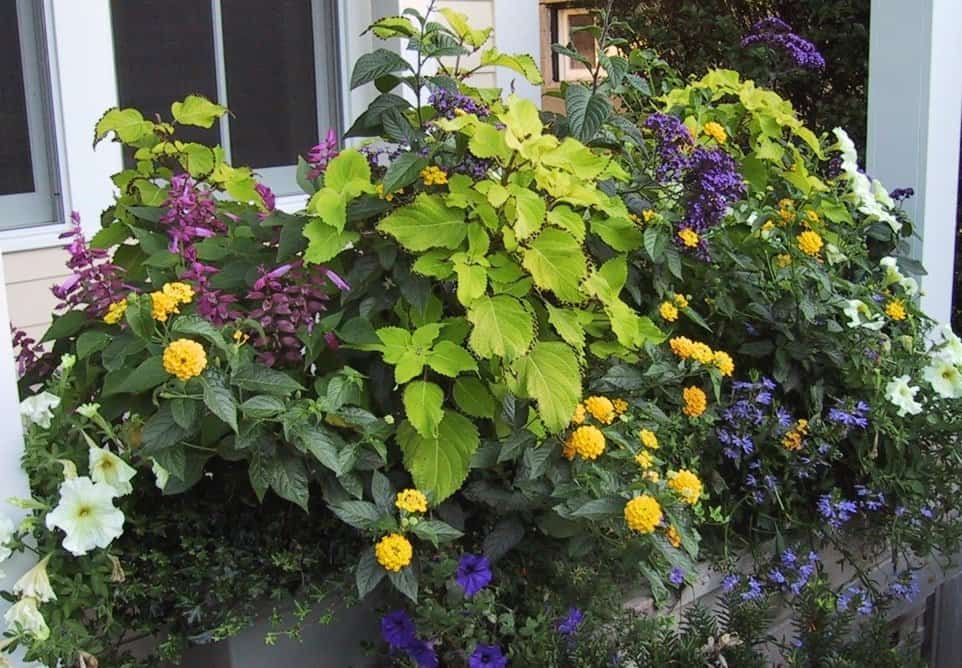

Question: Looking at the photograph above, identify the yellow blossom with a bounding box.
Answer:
[713,350,735,377]
[162,339,207,381]
[642,210,656,223]
[797,230,824,257]
[151,291,180,322]
[639,429,659,450]
[624,495,663,534]
[670,336,695,359]
[781,419,809,452]
[104,300,128,325]
[776,254,793,268]
[635,450,653,469]
[375,183,395,202]
[420,165,448,186]
[667,469,703,505]
[584,396,616,424]
[673,293,689,309]
[690,342,714,364]
[666,525,681,548]
[659,301,679,322]
[644,470,660,483]
[612,398,629,415]
[395,489,428,514]
[805,210,820,225]
[678,227,700,248]
[564,425,606,460]
[682,386,707,418]
[571,403,586,425]
[375,533,413,572]
[161,282,194,305]
[233,330,250,344]
[886,299,907,321]
[702,121,727,144]
[761,220,776,233]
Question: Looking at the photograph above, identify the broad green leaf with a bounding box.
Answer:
[239,395,285,418]
[300,426,347,473]
[132,179,167,206]
[171,95,226,128]
[303,219,359,263]
[439,8,492,48]
[367,15,418,39]
[180,143,216,177]
[356,548,386,598]
[375,326,413,363]
[76,331,110,360]
[546,305,586,352]
[511,341,582,433]
[94,108,153,145]
[41,310,89,343]
[522,228,587,303]
[388,565,418,603]
[90,221,131,249]
[403,380,445,438]
[546,205,586,241]
[565,85,611,142]
[330,500,383,530]
[454,262,487,305]
[410,519,464,547]
[412,250,453,278]
[141,404,191,454]
[308,189,348,231]
[453,377,496,418]
[590,216,644,252]
[171,315,231,353]
[509,185,546,240]
[466,295,534,360]
[232,365,305,396]
[382,152,428,193]
[468,122,510,161]
[498,96,543,146]
[480,49,544,85]
[203,380,239,432]
[397,411,480,502]
[350,48,411,89]
[324,149,373,195]
[395,350,427,384]
[109,356,168,395]
[123,295,155,340]
[541,138,609,180]
[426,340,478,377]
[268,454,310,511]
[378,194,467,251]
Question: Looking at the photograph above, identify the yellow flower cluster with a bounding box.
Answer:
[781,419,809,452]
[702,121,727,144]
[585,396,617,424]
[804,210,820,226]
[162,339,207,381]
[612,398,629,415]
[420,166,448,186]
[642,210,657,223]
[624,495,662,534]
[713,350,735,377]
[666,525,682,548]
[682,386,707,418]
[776,253,792,268]
[563,425,606,461]
[797,230,824,257]
[151,282,195,322]
[375,183,395,202]
[667,469,703,505]
[669,337,735,376]
[659,301,679,322]
[375,533,413,572]
[673,293,690,309]
[163,282,195,304]
[639,429,659,450]
[886,299,907,321]
[395,489,428,514]
[778,198,796,224]
[678,227,700,248]
[571,403,587,425]
[104,299,128,325]
[635,450,653,469]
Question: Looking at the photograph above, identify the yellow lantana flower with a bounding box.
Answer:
[639,429,659,450]
[670,336,695,359]
[584,396,616,424]
[666,525,682,548]
[104,300,128,325]
[420,166,448,186]
[375,533,413,572]
[776,254,793,268]
[635,451,653,469]
[797,230,824,257]
[571,403,587,425]
[673,293,689,309]
[624,495,663,534]
[659,302,679,322]
[667,469,703,505]
[162,339,207,381]
[886,299,907,321]
[690,342,715,365]
[395,489,428,514]
[642,210,656,223]
[682,386,707,418]
[678,228,700,248]
[713,350,735,377]
[612,398,629,415]
[702,121,727,144]
[565,425,606,460]
[161,282,194,305]
[151,291,180,322]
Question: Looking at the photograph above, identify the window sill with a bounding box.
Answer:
[275,193,308,214]
[0,223,68,254]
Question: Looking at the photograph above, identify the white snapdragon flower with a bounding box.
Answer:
[923,357,962,399]
[885,375,923,417]
[19,392,60,429]
[151,459,170,491]
[45,477,124,557]
[89,446,137,496]
[12,554,56,603]
[3,597,49,641]
[842,299,885,330]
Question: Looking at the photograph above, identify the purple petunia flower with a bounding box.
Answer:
[669,567,685,586]
[406,639,439,668]
[381,610,416,650]
[741,16,825,70]
[456,554,493,597]
[469,644,508,668]
[889,187,915,202]
[557,608,584,637]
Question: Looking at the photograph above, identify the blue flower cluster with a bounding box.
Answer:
[817,486,884,530]
[741,16,826,71]
[836,585,873,615]
[723,548,820,601]
[643,113,693,183]
[428,86,490,119]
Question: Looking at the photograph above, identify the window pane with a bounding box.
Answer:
[221,0,319,169]
[568,14,595,72]
[110,0,219,147]
[0,0,36,195]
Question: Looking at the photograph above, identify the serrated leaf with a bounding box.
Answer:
[377,193,467,251]
[522,228,587,303]
[453,377,496,418]
[171,95,226,128]
[511,342,582,433]
[371,470,394,513]
[41,310,89,343]
[426,341,477,377]
[410,519,463,547]
[141,404,191,454]
[397,411,479,502]
[480,49,544,84]
[350,48,411,89]
[382,152,428,193]
[388,564,418,603]
[203,380,239,432]
[300,426,347,473]
[108,356,168,395]
[232,365,305,396]
[466,295,534,360]
[239,395,286,418]
[76,331,110,360]
[269,454,310,511]
[303,219,359,263]
[483,517,524,562]
[403,381,445,438]
[330,500,383,530]
[509,186,546,240]
[546,305,586,352]
[356,548,386,599]
[367,15,418,39]
[94,107,153,145]
[468,122,510,161]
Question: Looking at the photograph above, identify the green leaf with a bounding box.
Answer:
[141,404,191,454]
[94,108,153,145]
[324,149,372,195]
[76,330,110,360]
[90,221,131,249]
[249,454,270,502]
[171,315,230,353]
[388,564,418,603]
[454,262,487,305]
[426,341,477,377]
[180,143,216,178]
[395,350,426,384]
[480,49,544,85]
[171,399,201,431]
[382,153,428,193]
[438,7,492,48]
[367,15,418,39]
[152,445,187,482]
[522,228,587,303]
[546,305,586,352]
[240,395,286,418]
[308,189,348,232]
[330,500,383,530]
[377,194,467,252]
[453,377,496,418]
[303,219,359,264]
[511,342,582,433]
[403,381,445,438]
[350,48,411,89]
[412,250,453,279]
[232,365,305,396]
[397,411,479,502]
[171,95,226,128]
[268,454,310,511]
[108,356,168,395]
[410,519,463,547]
[468,123,510,161]
[203,380,239,432]
[356,548,386,598]
[546,205,586,241]
[300,426,347,474]
[565,85,611,142]
[40,310,89,343]
[466,295,535,360]
[509,186,546,240]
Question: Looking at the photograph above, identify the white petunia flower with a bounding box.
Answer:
[935,326,962,366]
[900,276,919,297]
[872,179,895,208]
[12,554,56,603]
[3,597,49,641]
[45,477,124,557]
[923,357,962,398]
[88,446,136,497]
[885,375,923,417]
[879,256,902,285]
[19,392,60,430]
[832,127,859,173]
[0,515,15,563]
[842,299,885,330]
[151,459,170,491]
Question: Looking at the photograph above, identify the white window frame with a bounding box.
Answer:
[556,8,597,82]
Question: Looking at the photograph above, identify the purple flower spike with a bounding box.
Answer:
[469,644,508,668]
[51,212,127,317]
[455,553,493,597]
[306,129,339,178]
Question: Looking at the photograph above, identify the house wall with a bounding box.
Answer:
[5,247,68,343]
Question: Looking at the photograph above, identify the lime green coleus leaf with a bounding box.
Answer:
[403,381,445,438]
[467,295,535,360]
[453,377,496,418]
[397,411,480,502]
[480,49,544,85]
[468,123,511,161]
[439,7,493,48]
[546,304,587,353]
[546,205,586,242]
[94,108,154,145]
[324,150,372,195]
[171,95,227,128]
[508,185,546,240]
[512,341,582,433]
[366,15,418,39]
[303,220,359,264]
[454,262,487,305]
[522,228,587,303]
[427,341,477,376]
[378,193,467,251]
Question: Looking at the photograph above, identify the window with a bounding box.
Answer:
[556,9,597,82]
[110,0,340,196]
[0,0,58,230]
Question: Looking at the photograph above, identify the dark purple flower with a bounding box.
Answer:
[51,212,127,317]
[307,128,339,178]
[456,554,492,597]
[429,86,490,120]
[644,113,693,183]
[160,173,223,253]
[889,187,915,202]
[255,183,276,212]
[381,610,416,650]
[669,567,685,586]
[557,608,584,637]
[11,326,54,379]
[741,16,826,71]
[468,644,507,668]
[406,639,439,668]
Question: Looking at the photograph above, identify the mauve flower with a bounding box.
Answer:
[11,326,54,379]
[380,610,416,650]
[455,553,492,597]
[51,212,127,317]
[468,644,507,668]
[306,128,339,178]
[255,183,276,212]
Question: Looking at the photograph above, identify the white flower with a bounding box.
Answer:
[12,554,56,603]
[45,477,124,557]
[879,256,902,285]
[0,515,15,563]
[923,357,962,399]
[832,128,859,173]
[885,375,923,417]
[76,403,101,419]
[900,276,919,297]
[842,299,885,330]
[89,446,136,497]
[872,178,895,208]
[19,392,60,429]
[824,243,847,265]
[935,326,962,366]
[151,459,169,491]
[3,597,49,640]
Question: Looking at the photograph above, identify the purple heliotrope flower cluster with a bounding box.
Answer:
[644,113,693,183]
[380,610,438,668]
[456,553,493,597]
[52,212,127,317]
[469,644,507,668]
[889,187,915,202]
[429,86,490,119]
[306,128,339,179]
[741,17,826,71]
